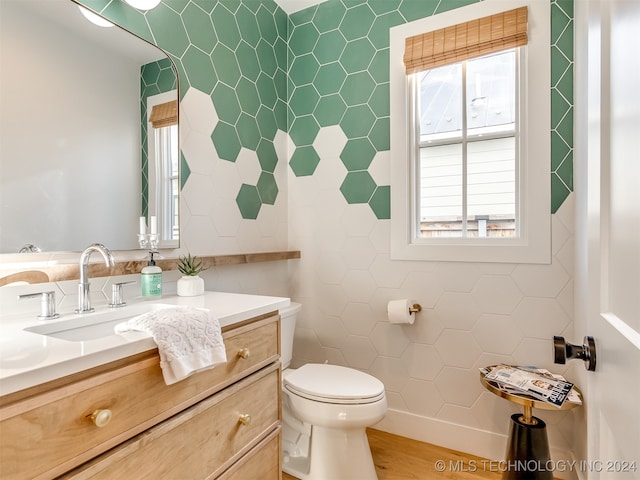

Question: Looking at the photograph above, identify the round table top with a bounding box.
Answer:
[479,366,582,412]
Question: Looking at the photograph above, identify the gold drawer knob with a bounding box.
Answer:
[238,413,252,426]
[237,348,250,359]
[89,409,112,428]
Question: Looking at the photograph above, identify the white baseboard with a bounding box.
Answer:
[373,408,578,480]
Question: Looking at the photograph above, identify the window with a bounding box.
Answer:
[390,0,550,263]
[147,92,179,247]
[413,49,518,239]
[153,123,179,241]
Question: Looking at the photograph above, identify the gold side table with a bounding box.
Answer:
[480,367,582,480]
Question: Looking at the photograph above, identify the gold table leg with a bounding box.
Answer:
[519,403,538,425]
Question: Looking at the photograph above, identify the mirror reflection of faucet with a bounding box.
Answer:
[18,243,41,253]
[76,244,115,314]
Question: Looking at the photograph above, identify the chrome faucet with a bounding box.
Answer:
[76,243,115,314]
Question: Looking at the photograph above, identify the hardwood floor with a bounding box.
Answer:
[282,428,502,480]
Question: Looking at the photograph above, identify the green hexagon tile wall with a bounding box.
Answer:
[77,0,573,220]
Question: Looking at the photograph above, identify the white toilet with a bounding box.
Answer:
[279,303,387,480]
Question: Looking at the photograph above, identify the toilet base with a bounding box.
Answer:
[283,424,378,480]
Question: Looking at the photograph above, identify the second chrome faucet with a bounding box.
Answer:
[76,243,114,314]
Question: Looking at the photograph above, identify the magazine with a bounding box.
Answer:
[481,364,579,407]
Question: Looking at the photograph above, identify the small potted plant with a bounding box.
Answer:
[176,253,206,297]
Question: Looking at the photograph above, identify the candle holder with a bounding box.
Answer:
[137,234,149,249]
[149,234,159,250]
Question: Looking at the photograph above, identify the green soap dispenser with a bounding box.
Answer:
[141,251,162,297]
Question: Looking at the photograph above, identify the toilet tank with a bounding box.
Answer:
[279,302,301,369]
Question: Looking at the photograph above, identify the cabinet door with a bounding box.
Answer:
[62,365,280,480]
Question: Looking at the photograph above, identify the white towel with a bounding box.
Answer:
[115,306,227,385]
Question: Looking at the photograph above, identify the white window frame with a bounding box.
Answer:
[390,0,550,264]
[147,90,179,249]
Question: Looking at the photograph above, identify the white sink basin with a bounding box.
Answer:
[24,303,174,342]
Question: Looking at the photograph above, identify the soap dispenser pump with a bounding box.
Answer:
[141,251,162,297]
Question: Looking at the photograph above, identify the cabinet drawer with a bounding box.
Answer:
[63,366,280,480]
[0,315,279,480]
[217,427,281,480]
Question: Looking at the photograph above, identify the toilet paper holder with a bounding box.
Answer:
[387,300,422,325]
[409,304,422,314]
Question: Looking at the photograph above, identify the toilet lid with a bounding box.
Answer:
[283,364,385,404]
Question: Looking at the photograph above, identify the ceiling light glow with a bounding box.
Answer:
[78,6,114,28]
[124,0,161,10]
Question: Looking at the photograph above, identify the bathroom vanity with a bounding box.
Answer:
[0,292,288,479]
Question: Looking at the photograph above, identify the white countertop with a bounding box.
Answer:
[0,291,289,396]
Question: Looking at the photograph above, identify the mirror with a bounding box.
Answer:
[0,0,178,254]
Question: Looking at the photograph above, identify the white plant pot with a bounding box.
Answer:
[176,275,204,297]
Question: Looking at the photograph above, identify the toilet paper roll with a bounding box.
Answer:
[387,299,416,325]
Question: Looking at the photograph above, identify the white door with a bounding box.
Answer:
[576,0,640,478]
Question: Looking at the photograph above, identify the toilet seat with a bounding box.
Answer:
[283,364,385,405]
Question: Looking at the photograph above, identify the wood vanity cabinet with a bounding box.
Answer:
[0,312,282,480]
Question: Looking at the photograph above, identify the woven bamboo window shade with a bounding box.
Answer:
[149,100,177,128]
[403,7,528,75]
